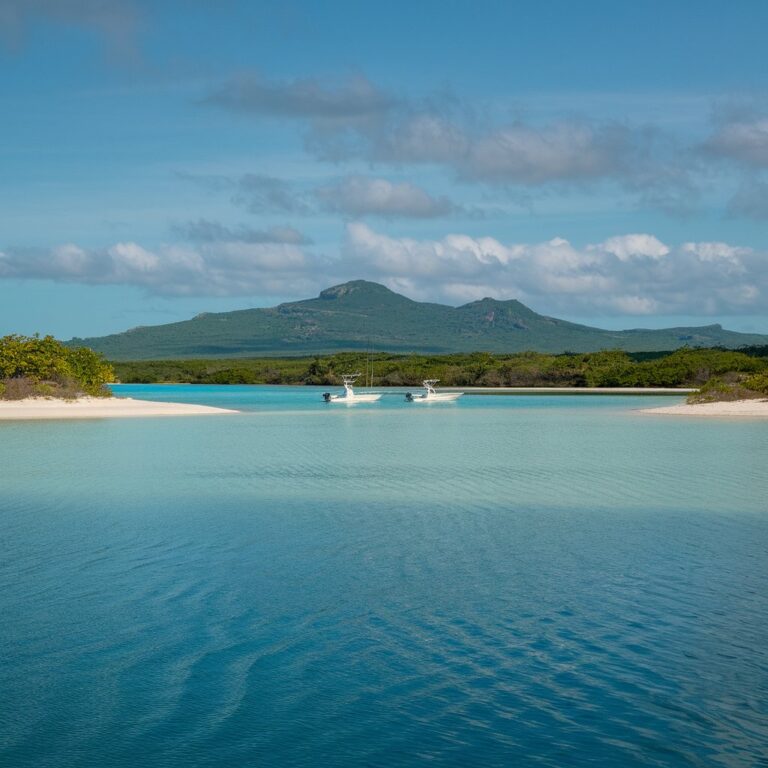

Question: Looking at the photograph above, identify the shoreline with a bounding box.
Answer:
[641,399,768,418]
[114,384,696,396]
[6,391,767,420]
[446,386,695,396]
[0,396,238,421]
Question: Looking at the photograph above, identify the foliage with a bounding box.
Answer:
[743,372,768,395]
[112,346,768,390]
[0,334,114,399]
[69,280,768,360]
[687,369,768,403]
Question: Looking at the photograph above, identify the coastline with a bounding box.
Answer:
[642,399,768,418]
[446,386,696,396]
[0,396,238,421]
[5,391,767,420]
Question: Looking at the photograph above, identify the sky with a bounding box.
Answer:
[1,0,768,339]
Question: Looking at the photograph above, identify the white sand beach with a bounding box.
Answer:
[642,399,768,418]
[0,396,238,420]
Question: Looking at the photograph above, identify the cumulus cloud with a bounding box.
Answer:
[376,117,634,185]
[341,224,766,317]
[318,110,644,187]
[315,176,458,218]
[203,73,697,208]
[178,170,462,220]
[2,226,763,317]
[0,240,320,297]
[173,218,311,245]
[368,115,694,205]
[680,241,748,269]
[599,234,670,261]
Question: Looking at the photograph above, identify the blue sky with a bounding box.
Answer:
[2,0,768,339]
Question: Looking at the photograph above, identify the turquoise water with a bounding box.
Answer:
[1,386,767,767]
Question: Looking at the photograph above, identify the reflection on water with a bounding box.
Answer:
[1,387,767,767]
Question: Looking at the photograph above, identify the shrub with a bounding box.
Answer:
[688,376,766,404]
[0,377,39,400]
[744,372,768,396]
[205,368,258,384]
[0,335,114,400]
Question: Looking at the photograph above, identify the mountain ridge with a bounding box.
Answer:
[70,280,768,360]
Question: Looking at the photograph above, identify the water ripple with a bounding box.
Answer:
[1,392,767,766]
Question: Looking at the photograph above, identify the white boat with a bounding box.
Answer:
[323,373,382,403]
[405,379,463,402]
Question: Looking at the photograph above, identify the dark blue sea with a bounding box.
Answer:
[1,386,767,767]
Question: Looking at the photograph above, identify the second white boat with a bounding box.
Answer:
[405,379,463,402]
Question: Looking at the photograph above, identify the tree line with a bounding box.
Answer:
[4,337,766,401]
[113,347,768,392]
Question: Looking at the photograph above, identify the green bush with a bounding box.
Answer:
[109,345,768,390]
[744,372,768,395]
[0,334,114,399]
[688,375,767,403]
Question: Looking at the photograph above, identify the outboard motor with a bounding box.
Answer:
[322,392,332,402]
[405,392,413,402]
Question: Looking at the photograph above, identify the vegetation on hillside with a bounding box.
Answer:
[113,346,768,391]
[0,335,114,400]
[72,280,768,360]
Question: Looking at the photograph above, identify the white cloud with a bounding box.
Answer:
[1,227,765,318]
[0,240,318,297]
[461,122,630,184]
[205,73,693,199]
[342,224,765,317]
[599,234,670,261]
[108,242,159,273]
[51,243,91,274]
[315,176,457,218]
[609,295,660,314]
[359,114,638,185]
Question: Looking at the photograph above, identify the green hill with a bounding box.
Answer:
[70,280,768,360]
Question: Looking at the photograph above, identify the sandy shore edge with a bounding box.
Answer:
[0,396,238,420]
[642,399,768,418]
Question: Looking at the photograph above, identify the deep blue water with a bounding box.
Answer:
[1,386,767,767]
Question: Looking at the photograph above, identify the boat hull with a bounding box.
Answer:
[410,392,463,402]
[327,393,382,403]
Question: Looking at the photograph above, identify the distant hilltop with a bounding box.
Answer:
[70,280,768,360]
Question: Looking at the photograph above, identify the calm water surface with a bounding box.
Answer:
[1,386,767,767]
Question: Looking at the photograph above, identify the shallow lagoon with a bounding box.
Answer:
[1,386,767,767]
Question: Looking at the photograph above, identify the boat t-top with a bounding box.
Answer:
[323,373,382,403]
[405,380,463,402]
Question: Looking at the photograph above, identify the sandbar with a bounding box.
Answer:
[0,396,238,420]
[642,399,768,418]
